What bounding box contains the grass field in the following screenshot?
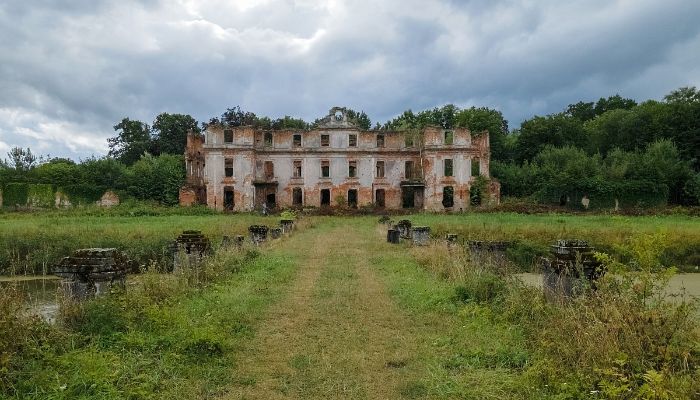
[1,213,699,399]
[2,210,698,274]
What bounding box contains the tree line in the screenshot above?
[1,88,698,207]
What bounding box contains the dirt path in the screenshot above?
[221,222,424,399]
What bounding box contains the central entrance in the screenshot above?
[401,182,424,209]
[254,182,278,210]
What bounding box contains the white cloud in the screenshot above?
[0,0,699,159]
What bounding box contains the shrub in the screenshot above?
[509,233,700,398]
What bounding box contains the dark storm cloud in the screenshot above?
[0,0,699,159]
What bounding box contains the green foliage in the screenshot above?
[30,159,82,187]
[344,109,372,130]
[59,184,107,204]
[513,114,587,163]
[152,112,200,155]
[77,157,125,189]
[27,184,54,208]
[108,118,153,165]
[123,154,185,205]
[2,183,29,206]
[454,107,510,160]
[280,209,298,220]
[383,104,459,130]
[509,233,699,399]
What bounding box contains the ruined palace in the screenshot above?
[180,107,500,211]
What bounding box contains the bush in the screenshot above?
[2,183,29,206]
[506,233,700,398]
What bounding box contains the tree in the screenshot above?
[152,113,200,156]
[108,118,153,166]
[79,157,126,189]
[565,101,596,122]
[513,114,587,163]
[664,86,700,104]
[6,147,40,171]
[123,154,185,205]
[594,94,637,115]
[31,158,82,187]
[344,109,372,130]
[455,107,509,161]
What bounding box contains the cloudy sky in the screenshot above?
[1,0,699,160]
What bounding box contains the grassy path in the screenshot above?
[221,218,523,399]
[223,219,425,399]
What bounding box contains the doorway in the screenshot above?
[375,189,385,208]
[266,193,276,208]
[223,187,234,211]
[347,189,358,208]
[320,189,331,206]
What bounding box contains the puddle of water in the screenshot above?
[0,276,62,323]
[516,273,700,298]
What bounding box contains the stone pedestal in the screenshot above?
[249,225,269,245]
[172,231,211,272]
[445,234,458,246]
[542,240,604,299]
[411,226,431,246]
[387,229,400,244]
[235,235,245,247]
[397,220,412,239]
[280,219,294,234]
[54,248,131,300]
[270,227,282,239]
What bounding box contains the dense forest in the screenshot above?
[1,87,699,208]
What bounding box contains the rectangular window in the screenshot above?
[405,161,414,179]
[376,134,385,148]
[264,131,273,147]
[264,161,274,179]
[321,160,330,178]
[405,134,414,147]
[471,158,480,177]
[348,160,357,178]
[444,159,453,177]
[376,161,385,178]
[444,130,454,145]
[349,134,357,147]
[321,134,329,147]
[293,134,302,147]
[224,129,233,143]
[293,160,302,178]
[224,158,233,177]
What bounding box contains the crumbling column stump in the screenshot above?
[248,225,269,245]
[172,230,211,272]
[270,227,282,239]
[235,235,245,247]
[397,220,412,239]
[387,229,400,244]
[446,234,458,245]
[411,226,431,246]
[280,219,294,234]
[54,248,132,300]
[542,239,604,299]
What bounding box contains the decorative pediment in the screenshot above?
[315,107,358,128]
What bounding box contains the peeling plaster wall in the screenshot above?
[184,108,498,211]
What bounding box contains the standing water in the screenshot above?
[0,276,62,323]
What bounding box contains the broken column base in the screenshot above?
[280,220,294,234]
[411,226,431,246]
[249,225,269,245]
[270,227,282,239]
[387,229,400,244]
